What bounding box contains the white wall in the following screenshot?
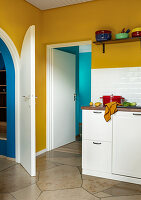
[91,67,141,106]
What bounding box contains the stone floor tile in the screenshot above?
[38,188,99,200]
[94,192,112,198]
[54,141,82,154]
[47,151,82,166]
[103,195,141,200]
[82,177,118,194]
[37,165,82,191]
[0,193,15,200]
[36,158,59,172]
[82,175,119,183]
[11,184,41,200]
[116,182,141,193]
[0,164,37,193]
[104,184,141,196]
[63,141,82,149]
[55,147,81,154]
[0,158,16,172]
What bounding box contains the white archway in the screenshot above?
[0,28,20,163]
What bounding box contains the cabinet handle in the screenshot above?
[93,142,101,145]
[93,111,102,114]
[133,113,141,116]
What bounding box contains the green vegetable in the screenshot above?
[123,102,130,107]
[129,102,136,107]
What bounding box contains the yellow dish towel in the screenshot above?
[104,102,120,122]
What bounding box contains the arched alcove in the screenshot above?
[0,28,20,162]
[0,39,15,158]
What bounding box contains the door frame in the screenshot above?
[46,40,92,151]
[0,28,20,162]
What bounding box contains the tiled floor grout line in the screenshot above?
[45,160,81,168]
[81,186,101,199]
[78,167,83,188]
[0,163,17,173]
[36,190,43,200]
[9,192,17,199]
[36,163,62,173]
[40,187,82,192]
[9,182,39,195]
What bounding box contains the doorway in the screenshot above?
[46,41,92,151]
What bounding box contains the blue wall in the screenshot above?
[0,53,5,70]
[79,52,91,123]
[0,38,15,158]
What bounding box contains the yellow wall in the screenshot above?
[42,0,141,68]
[0,0,46,152]
[1,0,141,153]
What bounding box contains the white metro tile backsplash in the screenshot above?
[91,67,141,106]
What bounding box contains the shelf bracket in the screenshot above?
[102,43,105,53]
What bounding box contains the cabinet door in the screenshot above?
[112,112,141,178]
[82,140,112,173]
[82,110,112,141]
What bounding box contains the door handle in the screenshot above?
[93,142,101,145]
[74,94,76,101]
[133,113,141,116]
[93,111,102,114]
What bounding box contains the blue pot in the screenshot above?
[96,33,112,42]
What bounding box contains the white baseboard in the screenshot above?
[36,148,48,156]
[83,169,141,185]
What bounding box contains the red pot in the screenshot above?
[112,96,124,104]
[132,31,141,37]
[100,95,124,106]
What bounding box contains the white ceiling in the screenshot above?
[25,0,93,10]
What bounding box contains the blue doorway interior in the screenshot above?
[0,38,15,158]
[56,45,91,138]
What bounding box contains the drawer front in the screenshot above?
[82,140,112,173]
[82,110,112,142]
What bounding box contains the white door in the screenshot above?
[112,111,141,178]
[20,25,36,176]
[52,49,76,149]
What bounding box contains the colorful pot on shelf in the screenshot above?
[132,28,141,38]
[95,30,112,42]
[115,33,129,40]
[132,31,141,38]
[132,28,141,33]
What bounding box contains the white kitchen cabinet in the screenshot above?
[83,140,112,173]
[112,111,141,179]
[82,110,112,142]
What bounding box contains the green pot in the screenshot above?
[115,33,129,40]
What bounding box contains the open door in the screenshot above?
[20,25,36,176]
[52,49,76,149]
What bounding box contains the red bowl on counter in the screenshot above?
[132,31,141,37]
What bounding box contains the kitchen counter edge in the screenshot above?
[81,106,141,112]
